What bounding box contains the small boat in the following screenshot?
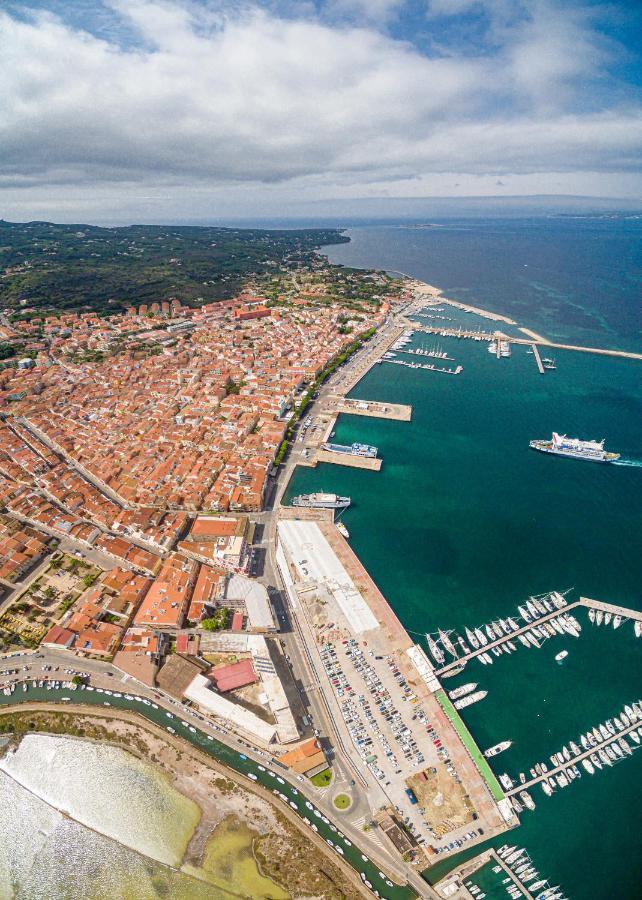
[335,521,350,539]
[588,609,595,624]
[454,690,488,710]
[426,635,445,665]
[555,650,568,663]
[613,615,622,629]
[581,758,595,775]
[466,627,480,649]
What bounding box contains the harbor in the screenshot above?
[276,508,514,864]
[403,314,642,363]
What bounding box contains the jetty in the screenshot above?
[436,596,642,676]
[531,343,545,374]
[402,319,642,363]
[333,397,412,422]
[312,449,382,471]
[580,596,642,623]
[504,715,642,797]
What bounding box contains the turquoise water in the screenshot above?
[285,331,642,898]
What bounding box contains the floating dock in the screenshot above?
[504,714,641,797]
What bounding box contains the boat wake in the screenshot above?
[612,458,642,468]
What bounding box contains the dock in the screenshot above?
[435,596,642,676]
[531,343,545,374]
[311,449,382,471]
[333,397,412,422]
[504,715,642,797]
[435,600,584,676]
[580,596,642,623]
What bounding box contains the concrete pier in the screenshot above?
[531,343,545,374]
[333,397,412,422]
[505,716,642,797]
[311,448,382,470]
[580,596,642,623]
[436,596,641,676]
[402,320,642,362]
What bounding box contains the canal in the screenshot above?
[0,682,418,900]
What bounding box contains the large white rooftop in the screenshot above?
[226,574,276,631]
[277,519,379,634]
[184,674,276,744]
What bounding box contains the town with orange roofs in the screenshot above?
[0,261,403,747]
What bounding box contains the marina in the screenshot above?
[321,220,642,900]
[502,701,642,800]
[432,595,642,676]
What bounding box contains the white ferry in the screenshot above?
[529,432,620,463]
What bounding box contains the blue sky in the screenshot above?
[1,0,641,221]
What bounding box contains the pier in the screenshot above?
[504,716,642,797]
[580,596,642,623]
[333,397,412,422]
[435,600,584,676]
[310,448,382,470]
[531,343,545,374]
[435,596,642,676]
[401,319,642,362]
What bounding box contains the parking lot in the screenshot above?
[318,635,482,855]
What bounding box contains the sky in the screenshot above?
[1,0,642,223]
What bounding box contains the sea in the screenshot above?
[286,216,642,900]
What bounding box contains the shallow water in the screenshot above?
[0,735,284,900]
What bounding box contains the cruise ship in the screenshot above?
[291,492,351,509]
[322,441,378,458]
[529,433,620,463]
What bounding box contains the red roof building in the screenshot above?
[231,611,244,632]
[42,624,76,650]
[209,658,256,692]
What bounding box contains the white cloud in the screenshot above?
[0,0,640,220]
